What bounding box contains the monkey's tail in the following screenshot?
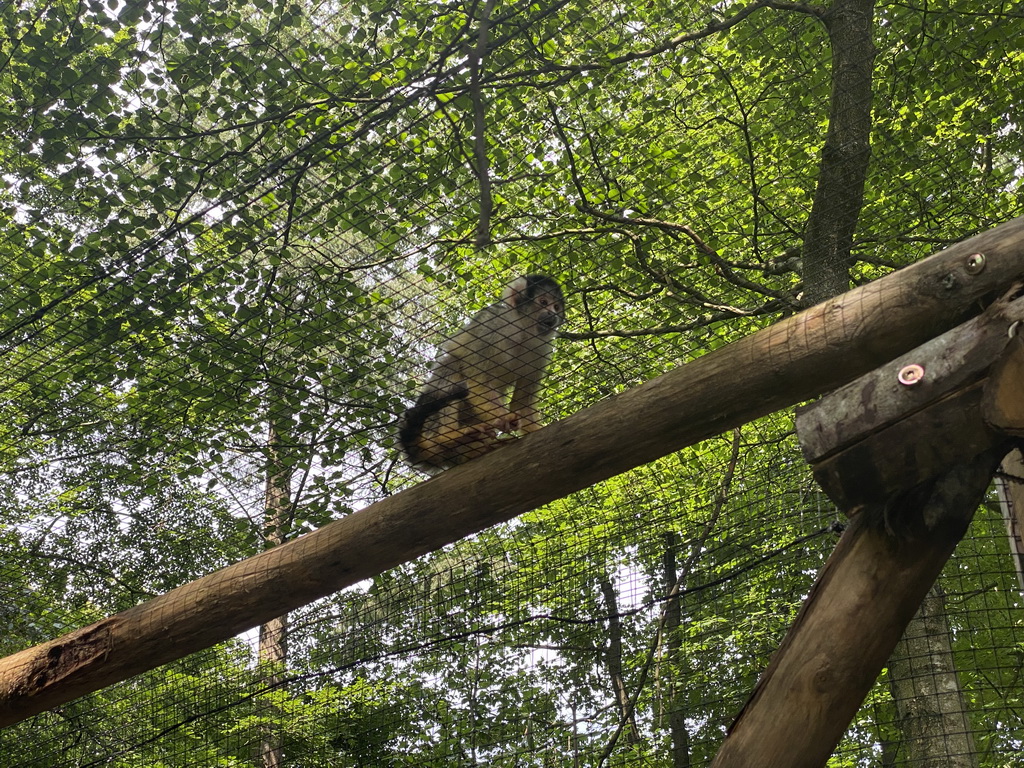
[398,383,469,465]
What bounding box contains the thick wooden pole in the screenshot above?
[995,450,1024,593]
[709,449,1004,768]
[2,217,1024,726]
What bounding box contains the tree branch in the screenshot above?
[470,0,497,246]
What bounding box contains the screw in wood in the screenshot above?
[964,252,986,274]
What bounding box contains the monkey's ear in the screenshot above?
[501,276,530,307]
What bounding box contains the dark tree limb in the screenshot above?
[470,0,496,246]
[801,0,877,306]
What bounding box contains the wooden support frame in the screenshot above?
[711,289,1024,767]
[2,217,1024,728]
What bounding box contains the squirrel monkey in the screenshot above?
[399,274,565,471]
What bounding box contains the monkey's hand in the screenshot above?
[493,412,544,434]
[515,406,544,434]
[456,424,502,462]
[461,424,497,442]
[491,412,522,434]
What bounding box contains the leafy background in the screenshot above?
[1,0,1023,765]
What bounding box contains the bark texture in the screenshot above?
[888,586,979,768]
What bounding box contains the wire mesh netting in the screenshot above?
[1,0,1024,765]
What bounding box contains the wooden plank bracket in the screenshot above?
[983,332,1024,436]
[796,286,1024,513]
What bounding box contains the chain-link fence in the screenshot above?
[1,0,1023,765]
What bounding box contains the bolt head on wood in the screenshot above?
[965,252,987,274]
[897,364,925,386]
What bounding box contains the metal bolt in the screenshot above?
[965,253,986,274]
[898,364,925,386]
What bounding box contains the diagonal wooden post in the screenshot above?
[709,448,1006,768]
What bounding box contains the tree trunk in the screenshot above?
[796,7,979,759]
[801,0,877,307]
[258,417,292,768]
[599,576,641,748]
[660,533,691,768]
[887,585,979,768]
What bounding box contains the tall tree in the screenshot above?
[888,586,979,768]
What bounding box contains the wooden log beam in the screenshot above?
[709,448,1005,768]
[987,339,1024,591]
[2,218,1024,726]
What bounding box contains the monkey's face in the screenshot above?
[531,289,565,335]
[504,274,565,336]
